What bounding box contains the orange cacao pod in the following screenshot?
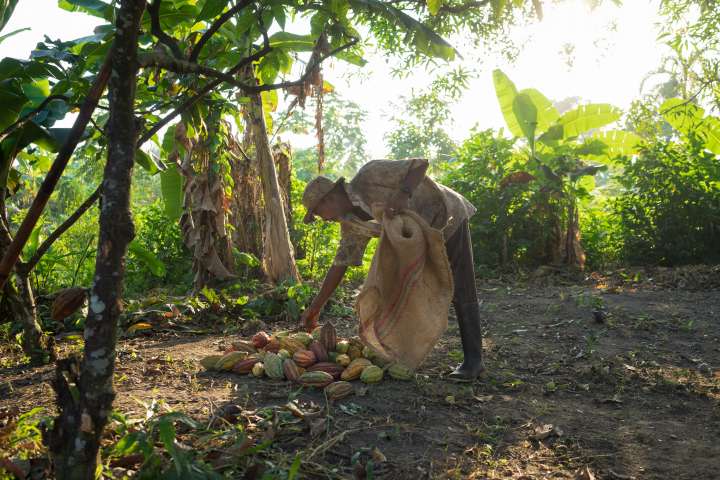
[283,359,302,382]
[293,349,317,368]
[51,287,87,321]
[252,331,270,349]
[307,362,344,380]
[309,341,328,362]
[341,358,372,381]
[264,337,281,353]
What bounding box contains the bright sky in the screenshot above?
[0,0,667,157]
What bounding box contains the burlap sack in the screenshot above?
[356,210,453,369]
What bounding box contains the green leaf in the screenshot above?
[348,0,456,60]
[269,32,317,51]
[21,79,50,106]
[591,130,642,157]
[0,27,29,45]
[0,0,19,32]
[698,116,720,155]
[128,241,166,277]
[557,103,621,139]
[427,0,442,15]
[160,164,184,222]
[512,93,537,145]
[288,455,302,480]
[519,88,559,136]
[492,69,523,138]
[197,0,226,22]
[135,149,166,174]
[58,0,115,21]
[660,97,704,135]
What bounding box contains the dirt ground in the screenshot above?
[2,273,719,479]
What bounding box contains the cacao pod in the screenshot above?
[252,331,271,349]
[311,326,323,340]
[51,287,87,321]
[347,346,363,360]
[335,340,350,354]
[349,336,364,350]
[279,337,305,354]
[362,346,389,367]
[278,349,291,359]
[298,371,334,388]
[387,363,414,380]
[307,362,344,380]
[309,341,328,362]
[328,352,339,362]
[264,352,285,380]
[293,349,317,368]
[325,381,353,401]
[275,330,292,338]
[283,359,302,382]
[215,352,247,371]
[360,365,384,384]
[292,332,313,347]
[231,340,257,354]
[264,337,281,353]
[252,362,265,377]
[319,323,337,352]
[335,354,351,367]
[341,358,372,381]
[232,357,260,375]
[200,355,223,371]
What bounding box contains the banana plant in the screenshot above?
[660,97,720,155]
[492,69,642,268]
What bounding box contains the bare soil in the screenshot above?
[2,274,719,479]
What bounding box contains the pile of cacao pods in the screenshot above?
[199,323,413,401]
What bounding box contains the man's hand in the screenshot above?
[300,306,321,332]
[385,190,410,219]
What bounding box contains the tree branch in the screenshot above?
[189,0,254,63]
[148,0,185,59]
[0,95,69,143]
[138,39,272,146]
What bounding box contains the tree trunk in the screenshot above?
[247,93,300,284]
[228,133,263,260]
[48,2,144,477]
[0,199,54,365]
[563,200,586,270]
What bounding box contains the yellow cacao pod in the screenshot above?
[292,332,314,347]
[278,349,291,359]
[360,365,384,384]
[252,362,265,377]
[388,363,414,380]
[325,381,353,401]
[215,352,247,371]
[279,337,305,355]
[51,287,87,321]
[200,355,223,371]
[298,371,334,388]
[231,340,257,354]
[341,358,372,381]
[336,354,351,367]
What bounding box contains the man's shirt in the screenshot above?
[333,159,477,267]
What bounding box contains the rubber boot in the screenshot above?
[448,301,484,382]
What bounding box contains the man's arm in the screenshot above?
[386,158,429,217]
[301,264,348,331]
